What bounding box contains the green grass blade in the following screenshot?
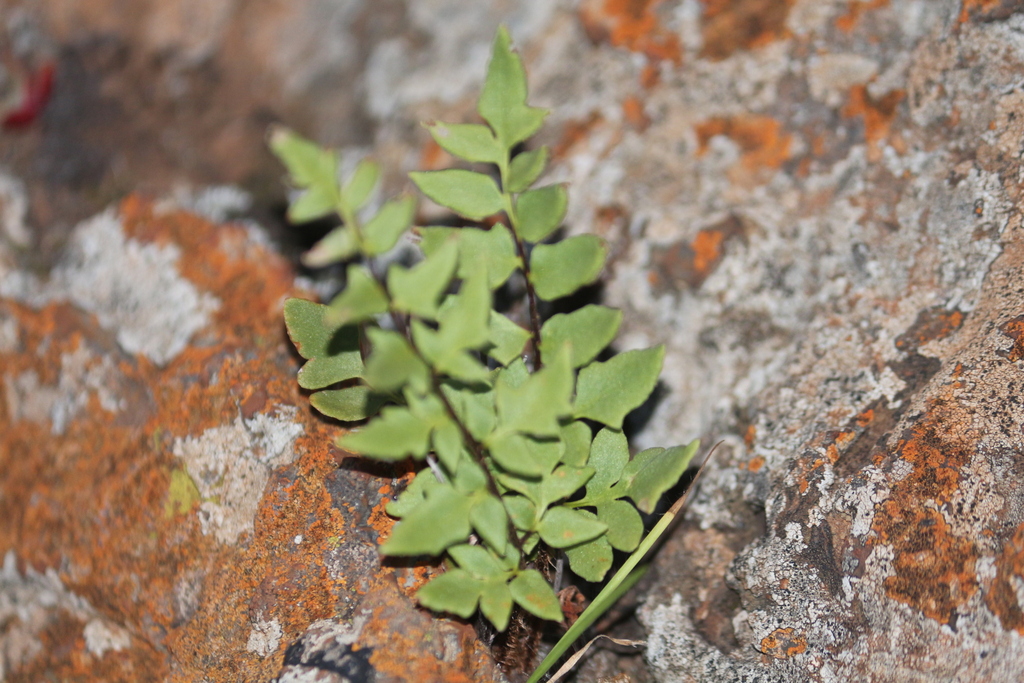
[526,441,712,683]
[525,510,676,683]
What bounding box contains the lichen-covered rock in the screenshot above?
[5,0,1024,680]
[0,197,505,682]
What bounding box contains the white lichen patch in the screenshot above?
[364,0,557,118]
[0,170,31,248]
[83,618,131,658]
[275,616,370,681]
[172,407,304,544]
[3,340,125,434]
[0,551,131,678]
[0,311,18,353]
[0,208,220,366]
[807,53,879,106]
[157,184,253,223]
[246,614,283,658]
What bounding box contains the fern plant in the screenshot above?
[271,27,697,635]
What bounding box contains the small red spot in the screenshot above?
[2,61,55,130]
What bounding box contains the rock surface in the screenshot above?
[0,198,505,681]
[3,0,1024,681]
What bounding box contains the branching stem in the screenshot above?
[501,190,544,370]
[427,373,527,559]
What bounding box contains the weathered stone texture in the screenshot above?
[3,0,1024,681]
[0,198,504,681]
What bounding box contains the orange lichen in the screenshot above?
[985,524,1024,633]
[867,402,980,624]
[895,306,964,352]
[420,137,452,171]
[695,115,793,182]
[759,627,807,658]
[0,197,504,681]
[958,0,1021,23]
[996,315,1024,362]
[692,229,727,276]
[747,455,765,472]
[622,95,651,131]
[579,0,683,64]
[553,111,605,159]
[648,216,745,292]
[699,0,794,61]
[744,424,757,448]
[834,430,858,449]
[841,85,905,161]
[834,0,890,33]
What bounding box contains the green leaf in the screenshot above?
[530,234,606,301]
[487,432,545,478]
[516,185,567,243]
[405,390,450,432]
[438,267,491,349]
[504,495,538,532]
[440,381,496,441]
[337,406,432,461]
[537,506,607,549]
[506,147,548,193]
[539,305,621,369]
[619,440,700,514]
[362,196,415,256]
[565,533,614,583]
[559,421,592,468]
[494,344,573,437]
[341,158,380,213]
[410,169,504,221]
[418,226,455,256]
[458,225,520,289]
[597,499,644,552]
[420,225,520,290]
[487,312,530,366]
[522,533,540,556]
[364,328,430,394]
[386,468,441,518]
[288,187,337,224]
[449,543,507,578]
[325,265,389,326]
[381,485,473,555]
[584,428,629,499]
[497,357,529,389]
[425,122,505,164]
[480,580,514,632]
[283,299,363,389]
[268,127,340,222]
[310,386,384,422]
[574,346,664,430]
[470,494,509,554]
[303,226,359,267]
[416,570,482,618]
[478,27,549,149]
[413,322,490,383]
[541,465,594,510]
[510,570,562,622]
[453,458,489,495]
[389,239,459,319]
[432,420,464,472]
[298,345,363,390]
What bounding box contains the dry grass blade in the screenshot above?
[547,636,646,683]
